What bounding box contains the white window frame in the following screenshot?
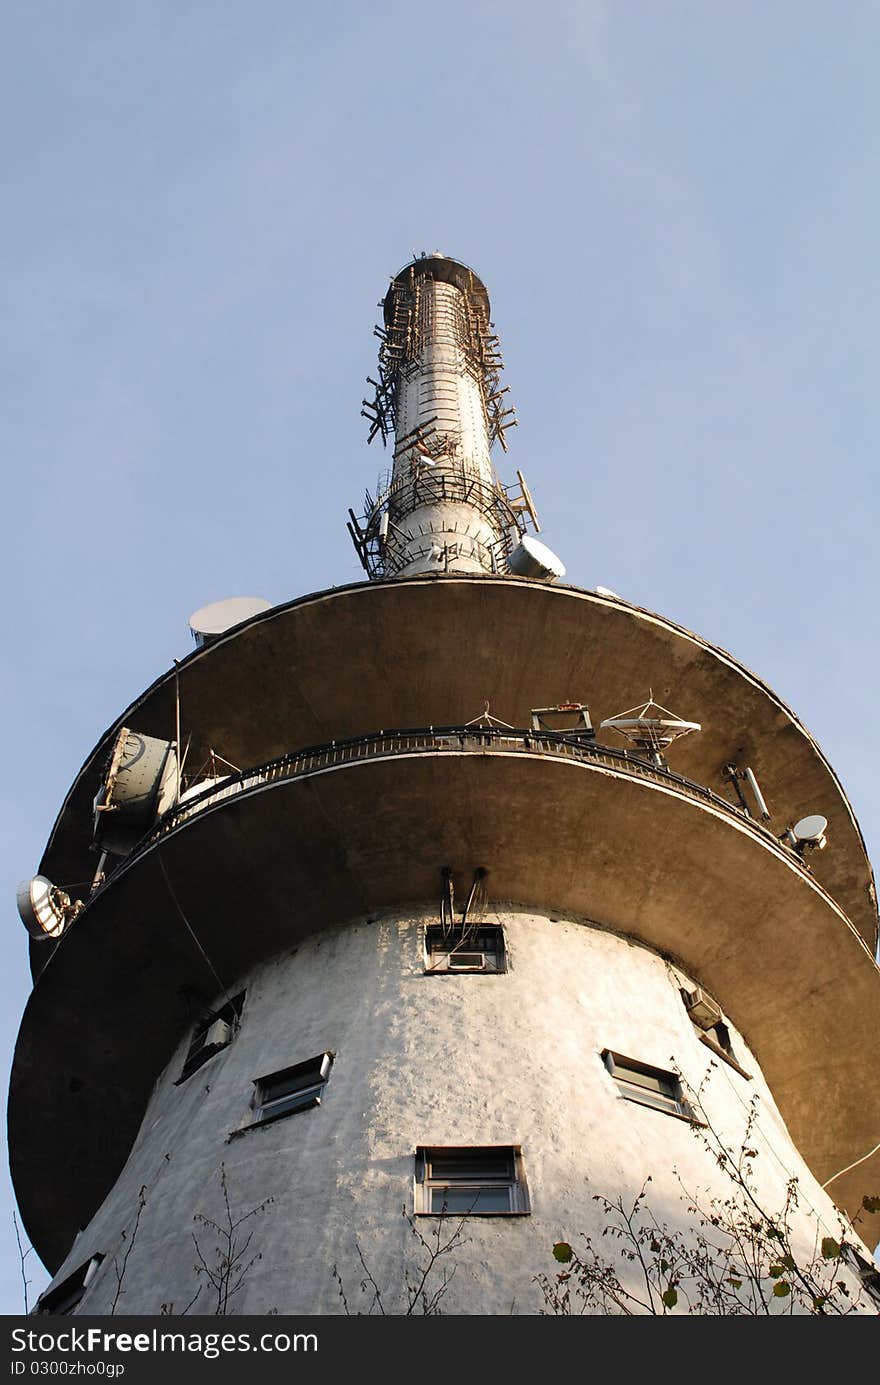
[251,1052,333,1127]
[413,1145,530,1216]
[423,924,507,974]
[602,1050,697,1121]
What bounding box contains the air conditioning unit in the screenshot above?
[686,988,723,1031]
[447,952,486,970]
[202,1018,233,1050]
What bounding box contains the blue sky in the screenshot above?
[1,2,878,1311]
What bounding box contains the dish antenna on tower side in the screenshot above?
[189,597,272,647]
[93,727,179,856]
[508,535,566,581]
[781,814,828,854]
[16,876,82,941]
[600,694,701,766]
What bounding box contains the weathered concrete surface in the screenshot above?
[35,578,877,958]
[32,915,875,1316]
[11,750,880,1270]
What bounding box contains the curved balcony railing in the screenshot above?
[134,726,810,872]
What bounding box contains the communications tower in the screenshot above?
[10,254,880,1316]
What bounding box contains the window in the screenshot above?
[251,1052,333,1127]
[424,924,507,973]
[603,1051,695,1121]
[842,1245,880,1309]
[414,1146,530,1215]
[176,992,245,1084]
[680,988,751,1079]
[34,1255,103,1316]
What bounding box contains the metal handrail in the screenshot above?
[140,726,801,865]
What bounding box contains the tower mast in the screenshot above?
[10,254,880,1319]
[350,253,543,578]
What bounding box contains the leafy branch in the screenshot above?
[538,1089,879,1316]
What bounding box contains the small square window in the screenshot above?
[414,1146,530,1215]
[602,1051,695,1121]
[251,1052,333,1127]
[424,925,507,973]
[177,992,245,1084]
[35,1254,103,1316]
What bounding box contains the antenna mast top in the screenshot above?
[349,253,564,583]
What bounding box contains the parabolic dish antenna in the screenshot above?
[189,596,272,647]
[93,728,179,856]
[16,876,74,941]
[600,695,701,755]
[508,535,566,581]
[793,814,828,845]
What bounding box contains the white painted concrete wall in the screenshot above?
[45,911,874,1316]
[393,281,493,486]
[387,279,504,577]
[384,496,501,576]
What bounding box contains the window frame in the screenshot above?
[34,1254,104,1316]
[602,1050,698,1122]
[680,987,751,1079]
[842,1244,880,1309]
[176,991,246,1085]
[696,1028,752,1080]
[413,1145,530,1216]
[250,1052,333,1128]
[423,923,507,974]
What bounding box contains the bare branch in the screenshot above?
[12,1211,33,1315]
[110,1186,147,1316]
[189,1164,273,1316]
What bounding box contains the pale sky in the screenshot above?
[2,1,878,1311]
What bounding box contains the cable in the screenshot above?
[822,1141,880,1190]
[156,849,231,1008]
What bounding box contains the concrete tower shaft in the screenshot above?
[349,255,540,580]
[387,264,497,486]
[11,255,880,1319]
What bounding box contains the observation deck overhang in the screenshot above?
[10,740,880,1270]
[35,577,878,956]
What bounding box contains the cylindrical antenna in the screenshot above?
[350,254,556,582]
[743,766,771,821]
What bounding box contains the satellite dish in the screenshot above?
[600,695,700,762]
[189,597,271,647]
[16,876,80,941]
[93,727,179,855]
[508,535,566,581]
[792,814,828,850]
[793,814,827,842]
